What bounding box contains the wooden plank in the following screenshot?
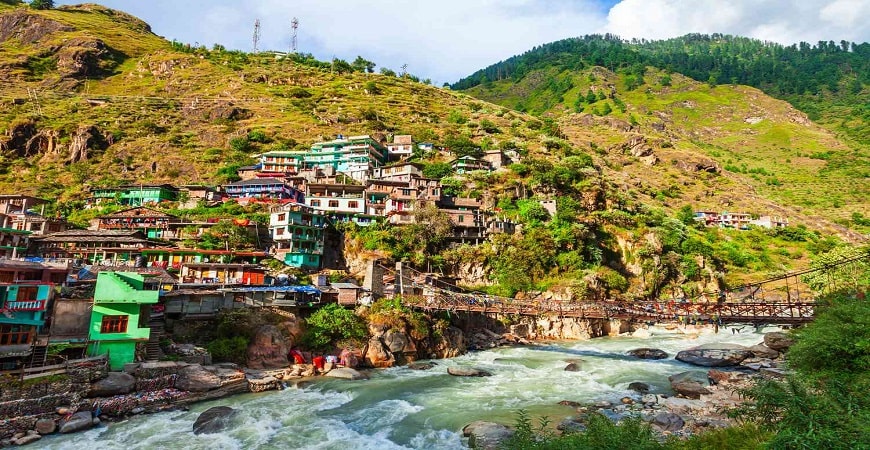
[22,368,67,380]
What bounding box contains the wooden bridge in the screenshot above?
[383,249,868,325]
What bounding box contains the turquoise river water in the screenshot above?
[40,325,773,449]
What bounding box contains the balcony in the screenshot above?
[4,300,47,311]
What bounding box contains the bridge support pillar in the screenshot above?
[363,260,384,299]
[395,261,414,296]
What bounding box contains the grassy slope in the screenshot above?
[465,66,870,239]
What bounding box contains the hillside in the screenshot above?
[456,37,869,236]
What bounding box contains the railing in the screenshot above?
[4,300,47,311]
[1,354,108,381]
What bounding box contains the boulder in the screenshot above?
[175,365,221,392]
[13,434,41,445]
[408,361,436,370]
[763,332,795,352]
[35,418,56,435]
[628,348,669,360]
[364,337,396,368]
[59,411,95,434]
[651,412,685,432]
[246,325,290,369]
[748,344,780,359]
[707,369,733,385]
[557,418,586,433]
[193,406,236,435]
[668,371,711,399]
[628,382,650,393]
[462,421,514,450]
[325,368,366,380]
[448,367,492,377]
[675,343,752,367]
[383,329,416,354]
[558,400,580,407]
[564,362,581,372]
[88,372,136,397]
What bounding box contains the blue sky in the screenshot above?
[56,0,870,85]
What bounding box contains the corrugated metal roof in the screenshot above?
[220,285,321,294]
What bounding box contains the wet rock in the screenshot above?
[12,433,41,445]
[761,367,789,379]
[59,411,95,434]
[628,348,669,360]
[621,397,634,405]
[628,382,650,393]
[652,412,685,432]
[462,421,514,450]
[558,400,581,407]
[668,371,711,399]
[448,367,492,377]
[707,369,733,385]
[175,365,221,392]
[749,344,780,359]
[564,362,581,372]
[557,417,586,433]
[35,418,56,435]
[246,325,290,369]
[325,368,366,380]
[763,332,795,352]
[383,329,416,354]
[408,361,436,370]
[193,406,236,435]
[675,343,752,367]
[88,372,136,397]
[364,336,396,368]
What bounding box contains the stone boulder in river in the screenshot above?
[748,344,779,359]
[408,361,436,370]
[448,367,492,377]
[668,371,711,399]
[59,411,96,434]
[325,368,367,380]
[193,406,236,435]
[175,365,221,392]
[651,412,685,431]
[627,348,669,360]
[763,332,795,352]
[462,421,514,450]
[675,343,752,367]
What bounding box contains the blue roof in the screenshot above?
[221,285,321,294]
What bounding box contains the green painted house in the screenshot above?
[269,204,327,269]
[260,135,387,183]
[89,184,179,207]
[87,272,158,370]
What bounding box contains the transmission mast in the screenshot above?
[291,17,299,53]
[252,19,261,53]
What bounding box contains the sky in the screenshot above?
[56,0,870,85]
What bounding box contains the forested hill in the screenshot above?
[453,34,870,146]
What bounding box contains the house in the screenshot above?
[0,281,54,369]
[450,156,490,174]
[0,217,30,258]
[260,135,388,183]
[0,195,48,215]
[719,212,752,229]
[91,207,181,240]
[88,184,180,207]
[87,272,159,370]
[694,211,720,227]
[482,150,510,170]
[178,185,221,208]
[328,282,365,306]
[750,216,789,228]
[236,164,263,181]
[31,230,159,264]
[306,183,367,222]
[0,258,70,284]
[142,248,268,269]
[386,135,414,160]
[269,203,328,269]
[223,178,305,203]
[178,263,266,285]
[8,211,68,236]
[371,162,424,182]
[418,142,434,152]
[539,200,557,217]
[437,197,488,244]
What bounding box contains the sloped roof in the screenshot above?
[99,207,178,219]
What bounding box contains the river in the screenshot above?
[41,325,773,449]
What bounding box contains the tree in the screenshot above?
[422,162,453,180]
[29,0,52,9]
[351,56,376,73]
[331,58,353,74]
[197,221,257,251]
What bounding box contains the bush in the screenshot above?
[301,304,367,351]
[207,336,249,364]
[503,411,664,450]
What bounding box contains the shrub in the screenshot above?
[207,336,249,364]
[301,304,367,351]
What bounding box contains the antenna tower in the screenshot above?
[291,17,299,53]
[252,19,261,53]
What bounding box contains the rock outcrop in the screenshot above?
[59,411,96,434]
[763,332,795,352]
[246,325,291,369]
[175,365,222,392]
[88,372,136,397]
[628,348,669,360]
[193,406,236,435]
[448,367,492,377]
[675,343,752,367]
[668,371,712,399]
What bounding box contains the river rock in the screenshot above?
[748,344,780,359]
[564,362,581,372]
[462,421,514,450]
[628,382,650,393]
[383,329,416,354]
[88,372,136,397]
[364,336,396,368]
[325,368,366,380]
[35,418,57,435]
[246,325,290,369]
[448,367,492,377]
[707,369,733,385]
[557,417,586,433]
[763,332,795,352]
[558,400,580,407]
[668,371,711,399]
[651,412,685,431]
[408,361,436,370]
[675,343,752,367]
[193,406,236,435]
[175,365,221,392]
[628,348,669,360]
[59,411,95,434]
[12,433,41,445]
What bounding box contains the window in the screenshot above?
[310,200,321,207]
[348,201,359,209]
[277,213,286,222]
[328,200,339,208]
[0,325,34,345]
[16,286,38,302]
[275,228,284,236]
[458,215,464,223]
[100,315,129,334]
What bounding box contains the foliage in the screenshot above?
[29,0,52,9]
[190,220,258,250]
[206,336,249,364]
[504,411,664,450]
[301,304,367,351]
[422,162,453,179]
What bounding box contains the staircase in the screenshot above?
[145,315,165,361]
[26,345,48,368]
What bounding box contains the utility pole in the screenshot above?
[291,17,299,53]
[252,19,261,53]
